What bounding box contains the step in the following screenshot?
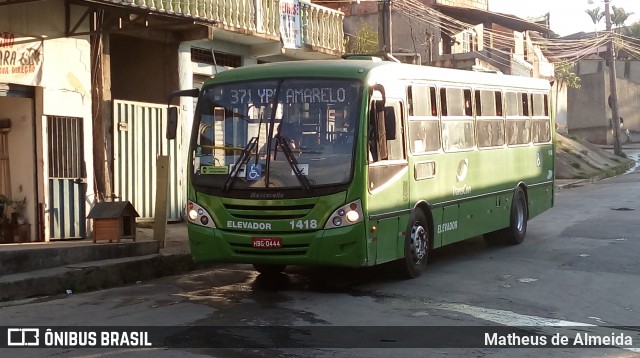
[0,252,196,301]
[0,240,159,276]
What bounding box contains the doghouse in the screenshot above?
[87,201,139,243]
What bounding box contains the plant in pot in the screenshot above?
[10,197,26,225]
[0,194,7,222]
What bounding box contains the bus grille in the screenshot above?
[229,242,309,256]
[223,203,315,220]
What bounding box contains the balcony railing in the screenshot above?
[107,0,344,53]
[300,2,344,52]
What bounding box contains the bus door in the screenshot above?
[366,97,409,264]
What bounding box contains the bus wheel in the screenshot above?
[397,211,430,279]
[504,187,528,245]
[253,264,286,275]
[484,187,528,246]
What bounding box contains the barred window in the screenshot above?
[191,48,242,68]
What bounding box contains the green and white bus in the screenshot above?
[167,57,554,278]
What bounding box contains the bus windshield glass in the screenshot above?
[191,78,363,190]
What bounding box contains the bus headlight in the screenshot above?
[187,201,216,228]
[325,199,364,229]
[346,210,360,223]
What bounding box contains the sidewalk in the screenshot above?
[0,222,193,302]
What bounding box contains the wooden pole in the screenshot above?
[153,155,169,248]
[378,0,391,53]
[92,30,114,201]
[605,0,623,156]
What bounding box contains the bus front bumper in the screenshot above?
[188,222,369,268]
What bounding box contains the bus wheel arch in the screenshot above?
[396,203,433,279]
[518,183,530,221]
[413,201,435,250]
[485,185,528,246]
[506,184,529,245]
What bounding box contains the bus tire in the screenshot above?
[396,210,430,279]
[504,187,528,245]
[484,187,528,246]
[253,264,286,275]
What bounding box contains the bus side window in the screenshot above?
[464,89,473,116]
[369,99,402,162]
[430,87,438,116]
[521,93,530,117]
[495,92,503,117]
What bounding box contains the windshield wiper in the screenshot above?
[264,81,283,186]
[222,137,258,192]
[274,135,311,190]
[261,80,311,191]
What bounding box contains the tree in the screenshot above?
[346,22,378,54]
[626,21,640,39]
[585,7,605,32]
[555,62,581,90]
[611,6,634,31]
[554,61,581,130]
[619,21,640,60]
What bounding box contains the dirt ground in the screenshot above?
[555,133,635,180]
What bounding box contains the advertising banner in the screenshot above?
[0,32,43,86]
[279,0,302,49]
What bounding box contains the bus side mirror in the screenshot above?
[374,100,388,161]
[383,106,396,140]
[167,107,178,140]
[166,88,199,140]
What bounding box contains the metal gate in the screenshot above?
[113,100,184,221]
[47,116,87,239]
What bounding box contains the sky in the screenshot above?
[489,0,640,36]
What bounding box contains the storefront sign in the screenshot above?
[0,32,43,86]
[279,0,301,49]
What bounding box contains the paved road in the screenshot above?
[2,164,640,358]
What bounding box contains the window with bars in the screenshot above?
[0,130,9,197]
[190,48,242,68]
[47,116,85,179]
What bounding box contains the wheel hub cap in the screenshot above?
[410,224,427,263]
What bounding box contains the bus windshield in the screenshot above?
[191,78,363,190]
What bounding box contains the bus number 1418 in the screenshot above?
[290,220,318,230]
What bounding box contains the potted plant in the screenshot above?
[10,197,26,225]
[0,194,7,220]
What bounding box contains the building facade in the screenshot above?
[567,59,640,144]
[0,0,345,242]
[1,0,94,242]
[328,0,552,78]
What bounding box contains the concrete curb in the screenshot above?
[556,161,635,191]
[0,241,160,276]
[0,253,197,301]
[556,179,587,190]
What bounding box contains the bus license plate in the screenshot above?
[252,237,282,249]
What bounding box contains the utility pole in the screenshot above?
[378,0,391,53]
[604,0,623,156]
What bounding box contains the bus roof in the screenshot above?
[204,59,550,91]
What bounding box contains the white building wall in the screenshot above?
[630,62,640,83]
[552,83,568,134]
[0,0,94,240]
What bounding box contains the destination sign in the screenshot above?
[228,87,347,105]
